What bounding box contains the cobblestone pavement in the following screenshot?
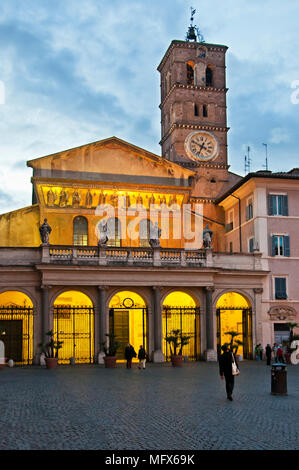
[0,361,298,450]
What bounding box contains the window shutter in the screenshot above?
[282,195,289,216]
[268,195,274,215]
[271,235,276,256]
[275,278,287,299]
[245,206,249,221]
[249,238,254,253]
[283,236,290,257]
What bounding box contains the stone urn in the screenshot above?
[171,355,183,367]
[45,357,58,370]
[103,356,117,368]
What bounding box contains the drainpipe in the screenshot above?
[231,194,242,253]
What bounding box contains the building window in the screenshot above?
[246,198,253,221]
[274,277,287,299]
[73,216,88,246]
[271,235,290,257]
[203,105,208,117]
[229,242,233,253]
[186,62,194,85]
[194,104,199,116]
[107,217,121,247]
[225,210,234,232]
[268,194,288,216]
[248,237,254,253]
[206,66,213,86]
[139,219,151,247]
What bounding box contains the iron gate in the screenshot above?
[163,306,200,361]
[0,306,34,365]
[109,307,148,360]
[216,307,253,359]
[54,306,94,363]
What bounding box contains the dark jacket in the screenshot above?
[125,345,136,360]
[265,345,272,357]
[219,351,238,377]
[138,347,146,360]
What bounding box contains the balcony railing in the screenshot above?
[43,245,206,267]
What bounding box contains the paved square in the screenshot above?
[0,361,298,450]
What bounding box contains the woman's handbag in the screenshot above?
[232,353,240,376]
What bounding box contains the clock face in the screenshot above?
[185,131,218,162]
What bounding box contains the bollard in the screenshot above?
[271,363,287,395]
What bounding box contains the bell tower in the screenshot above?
[157,12,229,198]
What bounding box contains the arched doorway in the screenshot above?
[216,292,252,359]
[53,291,94,364]
[162,291,200,361]
[0,291,34,364]
[109,291,147,361]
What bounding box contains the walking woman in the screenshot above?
[219,345,239,401]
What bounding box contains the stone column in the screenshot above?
[152,286,165,362]
[98,286,108,363]
[204,286,217,361]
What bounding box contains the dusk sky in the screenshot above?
[0,0,299,213]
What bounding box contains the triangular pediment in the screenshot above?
[27,136,194,186]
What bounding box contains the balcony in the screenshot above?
[0,245,264,271]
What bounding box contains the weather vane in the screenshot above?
[186,6,205,43]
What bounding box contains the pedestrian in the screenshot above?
[259,345,263,361]
[276,344,284,363]
[255,344,260,360]
[124,343,136,369]
[138,345,146,369]
[219,345,239,401]
[273,343,278,362]
[265,344,272,366]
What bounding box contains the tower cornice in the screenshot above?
[160,123,230,146]
[159,83,228,109]
[157,40,228,72]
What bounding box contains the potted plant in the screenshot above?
[38,330,63,369]
[224,330,244,360]
[101,333,121,368]
[165,329,191,367]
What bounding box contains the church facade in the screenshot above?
[0,35,297,365]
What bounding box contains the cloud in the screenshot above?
[0,0,298,211]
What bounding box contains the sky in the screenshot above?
[0,0,299,213]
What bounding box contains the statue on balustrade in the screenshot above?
[149,222,161,248]
[98,219,109,247]
[39,218,52,245]
[203,224,213,249]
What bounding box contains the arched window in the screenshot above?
[206,66,213,86]
[107,217,121,247]
[139,219,151,247]
[194,104,199,116]
[186,61,194,85]
[73,216,88,246]
[203,104,208,117]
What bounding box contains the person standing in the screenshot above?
[138,345,146,369]
[124,343,136,369]
[265,344,272,366]
[219,345,238,401]
[276,344,284,363]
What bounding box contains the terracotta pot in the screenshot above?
[103,356,117,368]
[171,355,183,367]
[45,357,58,370]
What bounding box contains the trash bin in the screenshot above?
[271,363,287,395]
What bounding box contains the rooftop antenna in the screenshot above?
[186,7,205,43]
[262,143,269,171]
[244,146,251,174]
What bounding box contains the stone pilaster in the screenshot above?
[204,286,217,361]
[152,286,165,362]
[97,286,108,364]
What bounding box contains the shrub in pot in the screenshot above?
[165,329,191,367]
[101,333,121,368]
[38,330,63,369]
